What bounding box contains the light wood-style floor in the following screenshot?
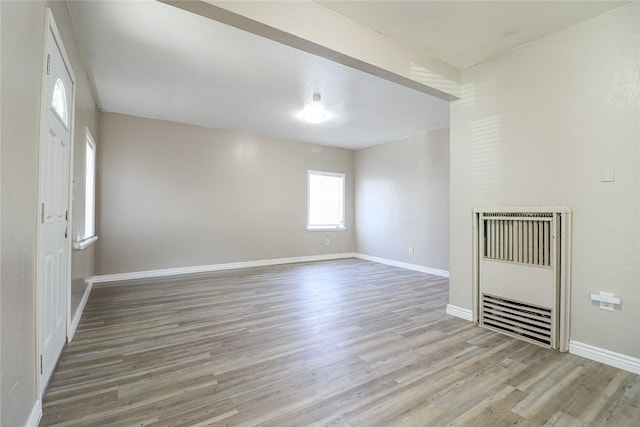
[41,259,640,426]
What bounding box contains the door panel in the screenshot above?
[39,21,73,392]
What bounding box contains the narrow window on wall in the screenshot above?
[84,128,96,239]
[307,170,345,230]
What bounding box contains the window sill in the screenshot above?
[306,227,348,232]
[73,235,98,251]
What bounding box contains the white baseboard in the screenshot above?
[88,253,356,285]
[68,280,93,341]
[569,340,640,375]
[354,253,449,278]
[25,400,42,427]
[446,304,474,321]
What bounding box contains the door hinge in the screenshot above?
[46,54,51,75]
[40,354,43,375]
[65,210,68,221]
[64,227,68,239]
[41,203,45,224]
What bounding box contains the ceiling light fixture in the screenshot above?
[299,93,329,124]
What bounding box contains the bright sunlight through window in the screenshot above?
[84,128,96,239]
[307,171,345,230]
[52,78,68,126]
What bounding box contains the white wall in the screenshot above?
[97,113,355,275]
[450,3,640,358]
[355,130,450,271]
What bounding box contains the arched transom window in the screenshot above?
[52,77,68,126]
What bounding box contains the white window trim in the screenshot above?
[73,235,98,251]
[307,170,347,231]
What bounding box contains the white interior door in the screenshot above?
[39,16,74,393]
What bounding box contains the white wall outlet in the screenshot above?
[325,238,330,246]
[599,291,615,311]
[408,246,414,255]
[590,292,621,312]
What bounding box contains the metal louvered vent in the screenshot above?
[483,214,553,267]
[481,293,552,347]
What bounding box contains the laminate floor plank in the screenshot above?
[40,259,640,426]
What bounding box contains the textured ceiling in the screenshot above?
[68,0,448,150]
[318,1,629,69]
[69,1,627,149]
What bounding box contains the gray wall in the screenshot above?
[354,130,450,271]
[64,0,99,317]
[97,113,355,275]
[1,2,98,426]
[2,3,47,425]
[450,3,639,357]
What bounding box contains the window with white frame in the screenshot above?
[84,128,96,239]
[307,170,345,230]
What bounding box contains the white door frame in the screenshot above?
[36,7,76,397]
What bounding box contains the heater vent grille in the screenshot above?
[482,214,552,267]
[481,293,552,347]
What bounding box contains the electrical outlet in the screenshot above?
[408,246,414,255]
[590,292,620,312]
[325,238,330,246]
[599,291,615,311]
[600,301,614,311]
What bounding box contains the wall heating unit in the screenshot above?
[473,207,572,351]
